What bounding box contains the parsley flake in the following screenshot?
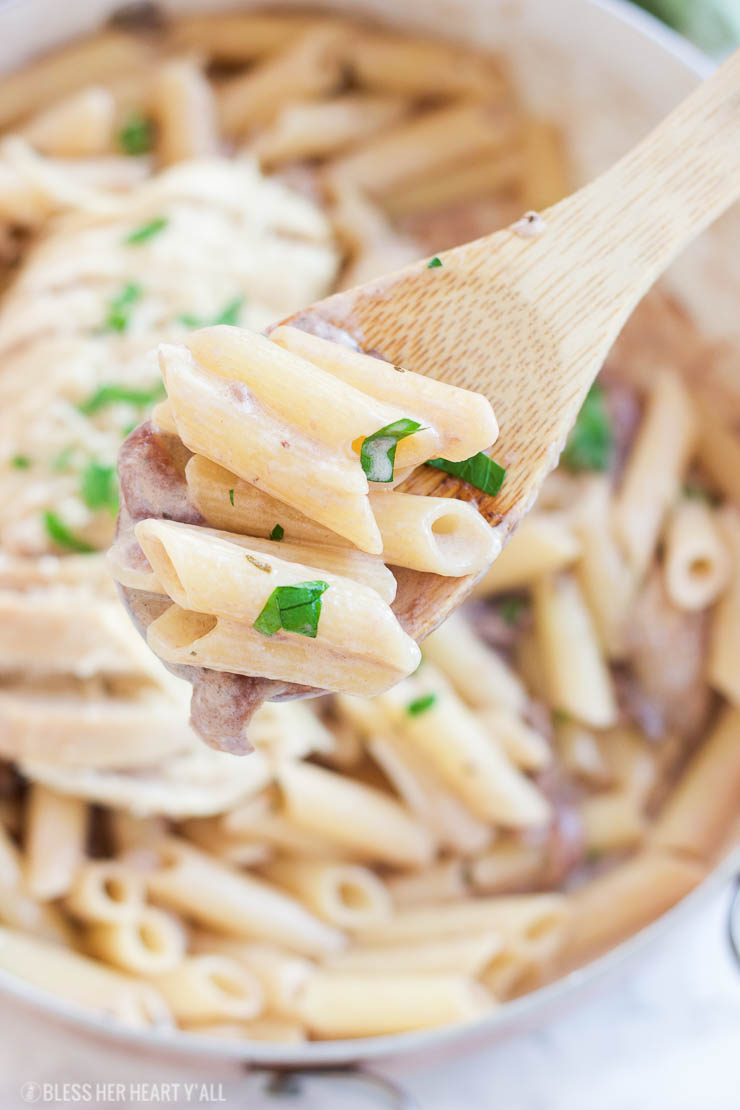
[80,461,119,516]
[561,385,612,472]
[360,418,424,483]
[103,282,142,333]
[11,455,31,469]
[118,113,155,155]
[178,296,245,330]
[407,693,437,716]
[428,452,506,496]
[78,381,165,416]
[43,511,94,554]
[253,581,329,639]
[124,216,168,245]
[228,489,235,506]
[427,256,443,268]
[269,524,284,542]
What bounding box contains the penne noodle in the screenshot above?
[0,925,170,1028]
[326,101,516,198]
[154,955,264,1023]
[367,489,500,576]
[368,734,493,856]
[295,970,492,1038]
[139,522,420,696]
[0,881,73,946]
[23,87,116,157]
[572,476,633,657]
[23,785,87,901]
[375,666,550,828]
[355,893,569,948]
[468,841,547,895]
[533,573,617,728]
[346,32,507,98]
[650,707,740,861]
[561,852,706,967]
[218,25,348,138]
[579,792,647,855]
[663,499,730,611]
[151,58,220,166]
[477,708,552,772]
[180,819,273,869]
[384,148,523,218]
[473,512,581,596]
[276,761,435,869]
[189,935,314,1019]
[421,611,527,713]
[0,32,152,129]
[66,860,146,924]
[221,792,342,860]
[84,905,187,976]
[127,837,345,957]
[253,94,409,168]
[613,371,697,579]
[324,932,502,976]
[387,860,470,908]
[269,326,498,465]
[708,508,740,705]
[259,858,392,929]
[171,12,323,61]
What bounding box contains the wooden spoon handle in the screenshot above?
[540,47,740,349]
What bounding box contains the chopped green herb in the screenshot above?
[253,581,329,638]
[43,511,94,554]
[551,708,571,727]
[269,524,285,542]
[80,461,119,516]
[11,455,31,469]
[78,380,165,416]
[428,452,506,496]
[499,596,528,624]
[118,113,155,156]
[51,446,76,472]
[682,480,719,505]
[228,489,235,506]
[561,385,612,472]
[178,296,245,330]
[124,216,168,245]
[360,418,424,483]
[427,256,443,268]
[407,693,437,716]
[103,282,143,333]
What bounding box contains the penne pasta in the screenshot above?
[171,12,323,61]
[259,858,392,929]
[345,32,506,98]
[154,955,264,1022]
[387,860,470,908]
[468,841,547,895]
[533,573,617,727]
[650,707,740,861]
[579,792,647,855]
[84,905,187,976]
[23,785,87,901]
[421,611,527,713]
[275,761,435,869]
[613,371,697,579]
[151,58,220,167]
[23,87,116,158]
[127,837,345,957]
[66,860,146,924]
[663,499,730,611]
[473,512,581,596]
[477,708,552,772]
[188,935,313,1019]
[572,476,633,657]
[324,932,502,976]
[295,970,492,1038]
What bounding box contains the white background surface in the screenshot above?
[0,879,738,1110]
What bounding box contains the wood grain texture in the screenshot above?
[283,48,740,642]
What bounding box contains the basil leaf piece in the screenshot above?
[407,693,437,716]
[428,452,506,496]
[253,581,329,639]
[11,455,31,469]
[78,381,166,416]
[427,256,443,268]
[125,216,168,245]
[228,489,235,506]
[103,282,143,333]
[561,385,612,472]
[118,113,154,155]
[360,418,423,483]
[178,296,245,330]
[269,524,285,542]
[43,511,94,554]
[80,461,119,516]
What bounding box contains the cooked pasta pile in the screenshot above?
[0,8,738,1043]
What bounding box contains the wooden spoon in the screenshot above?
[282,47,740,643]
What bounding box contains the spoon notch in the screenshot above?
[285,47,740,641]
